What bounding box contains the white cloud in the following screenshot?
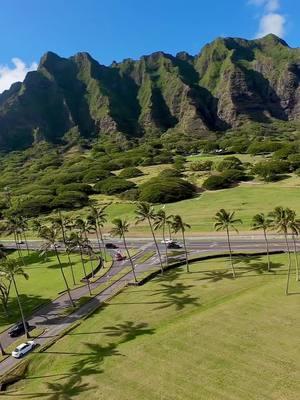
[256,12,286,37]
[0,58,37,94]
[249,0,286,38]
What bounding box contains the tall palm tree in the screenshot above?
[287,209,300,282]
[153,209,173,268]
[66,232,92,295]
[89,204,109,262]
[252,213,272,272]
[269,207,293,295]
[1,216,24,263]
[0,258,29,338]
[50,212,76,285]
[135,202,164,274]
[39,225,75,307]
[74,217,95,278]
[171,215,191,272]
[86,214,104,264]
[214,209,242,279]
[110,218,137,283]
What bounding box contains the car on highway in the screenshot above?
[12,340,36,358]
[105,243,118,249]
[161,238,173,244]
[16,240,24,245]
[9,321,30,338]
[115,252,126,261]
[167,241,182,249]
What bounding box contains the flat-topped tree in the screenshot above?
[214,209,242,279]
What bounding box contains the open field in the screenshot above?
[0,251,101,332]
[9,254,300,400]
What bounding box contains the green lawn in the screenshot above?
[0,251,99,332]
[9,253,300,399]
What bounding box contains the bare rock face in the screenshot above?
[0,34,300,151]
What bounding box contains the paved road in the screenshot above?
[0,235,295,377]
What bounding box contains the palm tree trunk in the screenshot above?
[80,249,92,295]
[94,228,104,265]
[122,235,137,283]
[12,275,29,338]
[55,248,75,307]
[263,228,271,272]
[182,229,189,273]
[23,231,30,256]
[292,235,299,282]
[285,233,292,295]
[13,231,22,260]
[0,341,6,356]
[168,223,172,240]
[226,227,236,279]
[97,219,107,262]
[59,212,76,285]
[162,224,168,267]
[148,218,164,275]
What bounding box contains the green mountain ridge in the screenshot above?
[1,34,300,151]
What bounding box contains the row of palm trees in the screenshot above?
[0,202,299,352]
[215,206,300,295]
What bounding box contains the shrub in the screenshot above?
[221,169,248,183]
[252,160,290,181]
[16,195,54,216]
[56,183,94,195]
[190,160,213,172]
[247,141,282,155]
[139,177,195,203]
[94,177,135,195]
[119,188,141,201]
[202,175,230,190]
[216,157,243,172]
[119,167,143,179]
[158,168,182,178]
[82,169,112,183]
[51,191,88,209]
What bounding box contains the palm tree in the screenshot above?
[39,225,75,307]
[153,209,173,268]
[287,209,300,282]
[66,232,93,296]
[86,214,104,264]
[252,213,272,272]
[16,215,30,256]
[110,219,137,283]
[269,207,293,295]
[171,215,191,272]
[89,204,109,262]
[50,212,76,285]
[74,217,95,278]
[0,258,29,338]
[214,209,242,279]
[1,216,24,263]
[135,202,164,274]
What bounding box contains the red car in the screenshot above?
[115,252,126,261]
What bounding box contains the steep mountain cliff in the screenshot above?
[0,34,300,151]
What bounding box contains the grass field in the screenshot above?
[0,251,101,332]
[9,253,300,400]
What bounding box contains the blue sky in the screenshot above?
[0,0,299,92]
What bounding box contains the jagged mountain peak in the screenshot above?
[0,35,300,151]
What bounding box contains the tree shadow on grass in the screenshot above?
[154,293,200,311]
[198,270,235,283]
[232,256,284,276]
[102,321,155,343]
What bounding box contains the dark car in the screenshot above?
[167,242,182,249]
[9,321,30,338]
[105,243,118,249]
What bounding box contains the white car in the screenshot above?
[12,340,36,358]
[161,238,173,244]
